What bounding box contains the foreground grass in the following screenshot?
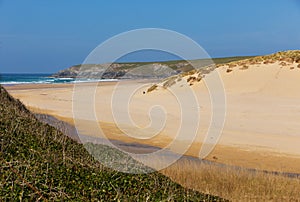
[0,85,225,201]
[161,158,300,201]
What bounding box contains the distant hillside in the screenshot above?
[0,85,226,201]
[52,56,253,79]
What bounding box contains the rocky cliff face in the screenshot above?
[52,62,190,79]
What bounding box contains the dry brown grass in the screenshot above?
[240,65,248,70]
[187,76,197,83]
[226,68,233,73]
[280,62,287,66]
[263,60,270,64]
[181,69,197,77]
[216,50,300,71]
[160,159,300,201]
[284,58,294,63]
[162,76,177,88]
[147,84,158,93]
[228,63,237,68]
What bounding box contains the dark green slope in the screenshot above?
[0,86,226,201]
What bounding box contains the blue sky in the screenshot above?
[0,0,300,73]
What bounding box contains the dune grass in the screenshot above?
[224,50,300,67]
[0,85,226,201]
[147,50,300,91]
[160,158,300,201]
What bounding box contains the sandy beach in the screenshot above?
[5,61,300,173]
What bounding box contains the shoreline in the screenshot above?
[5,64,300,174]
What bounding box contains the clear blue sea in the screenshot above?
[0,74,116,85]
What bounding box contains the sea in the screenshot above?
[0,73,117,85]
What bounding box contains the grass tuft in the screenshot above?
[147,84,158,93]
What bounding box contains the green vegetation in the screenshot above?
[121,56,254,66]
[0,85,226,201]
[54,55,255,78]
[211,56,255,65]
[80,56,255,70]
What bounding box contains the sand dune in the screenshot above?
[6,51,300,173]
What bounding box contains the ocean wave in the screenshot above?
[73,78,118,83]
[0,78,118,85]
[0,81,53,85]
[54,77,75,80]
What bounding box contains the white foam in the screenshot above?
[0,78,118,85]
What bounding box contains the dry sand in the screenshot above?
[5,61,300,173]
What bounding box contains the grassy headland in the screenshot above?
[53,56,255,79]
